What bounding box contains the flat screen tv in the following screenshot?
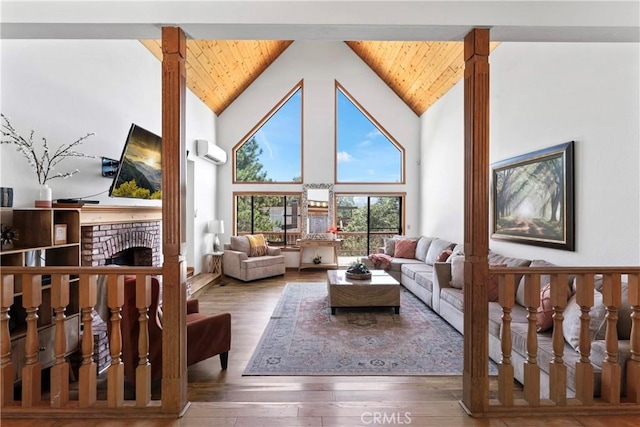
[109,124,162,200]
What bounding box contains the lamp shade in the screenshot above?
[208,219,224,234]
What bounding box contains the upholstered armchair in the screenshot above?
[116,275,231,384]
[223,234,286,282]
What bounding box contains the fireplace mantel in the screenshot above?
[79,205,162,226]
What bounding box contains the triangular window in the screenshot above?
[234,82,303,183]
[335,82,404,183]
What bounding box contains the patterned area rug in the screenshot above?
[243,283,498,376]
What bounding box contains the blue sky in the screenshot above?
[253,89,302,182]
[246,87,401,183]
[336,90,401,182]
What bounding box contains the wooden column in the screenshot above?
[160,26,189,415]
[462,28,490,414]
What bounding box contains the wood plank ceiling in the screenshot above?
[141,40,498,116]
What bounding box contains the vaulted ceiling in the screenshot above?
[141,40,498,117]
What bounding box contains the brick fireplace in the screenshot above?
[78,205,163,372]
[79,205,163,266]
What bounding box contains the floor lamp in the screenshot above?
[208,219,224,253]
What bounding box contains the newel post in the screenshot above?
[462,27,491,414]
[161,26,189,414]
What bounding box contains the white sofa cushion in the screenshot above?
[449,254,465,289]
[230,235,250,255]
[515,259,557,307]
[415,236,434,262]
[425,238,454,265]
[562,290,607,351]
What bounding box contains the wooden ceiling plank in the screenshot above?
[404,43,463,102]
[188,42,227,92]
[226,41,253,86]
[418,65,461,109]
[200,41,236,90]
[404,43,460,100]
[407,42,499,113]
[143,37,492,117]
[188,42,231,113]
[394,41,435,98]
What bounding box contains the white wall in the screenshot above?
[217,40,421,242]
[421,42,640,266]
[0,39,218,273]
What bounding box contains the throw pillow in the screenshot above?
[536,283,554,332]
[230,235,250,255]
[562,290,607,351]
[436,248,453,263]
[383,237,396,256]
[449,259,505,299]
[515,259,571,307]
[246,234,268,257]
[449,255,465,289]
[487,263,507,302]
[394,238,417,259]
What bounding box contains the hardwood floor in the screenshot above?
[2,270,639,426]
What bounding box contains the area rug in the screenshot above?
[243,283,498,376]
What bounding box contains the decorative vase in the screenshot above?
[35,184,52,208]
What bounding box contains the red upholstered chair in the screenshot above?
[116,275,231,384]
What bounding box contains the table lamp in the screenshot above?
[208,219,224,252]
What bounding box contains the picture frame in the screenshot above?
[54,224,67,245]
[491,141,575,251]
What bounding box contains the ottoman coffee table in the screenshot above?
[326,269,401,314]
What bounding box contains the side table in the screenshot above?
[205,251,224,278]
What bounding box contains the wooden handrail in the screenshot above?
[488,268,640,415]
[2,265,639,417]
[0,268,164,418]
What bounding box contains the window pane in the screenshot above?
[337,195,367,256]
[253,196,285,240]
[236,195,252,234]
[369,197,401,254]
[234,194,302,245]
[235,86,302,183]
[285,195,301,245]
[336,87,402,183]
[337,195,402,256]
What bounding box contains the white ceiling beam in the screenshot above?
[1,1,638,42]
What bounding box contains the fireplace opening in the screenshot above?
[105,246,153,266]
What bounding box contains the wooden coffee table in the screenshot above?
[326,269,401,314]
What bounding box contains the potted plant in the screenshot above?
[346,261,371,280]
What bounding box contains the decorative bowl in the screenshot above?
[345,271,372,280]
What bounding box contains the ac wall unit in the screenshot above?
[196,139,227,165]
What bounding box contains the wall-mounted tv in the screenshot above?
[109,123,162,200]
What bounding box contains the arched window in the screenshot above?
[234,81,303,183]
[335,82,404,183]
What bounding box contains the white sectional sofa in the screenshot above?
[361,235,633,398]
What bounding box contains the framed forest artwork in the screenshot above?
[491,141,575,251]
